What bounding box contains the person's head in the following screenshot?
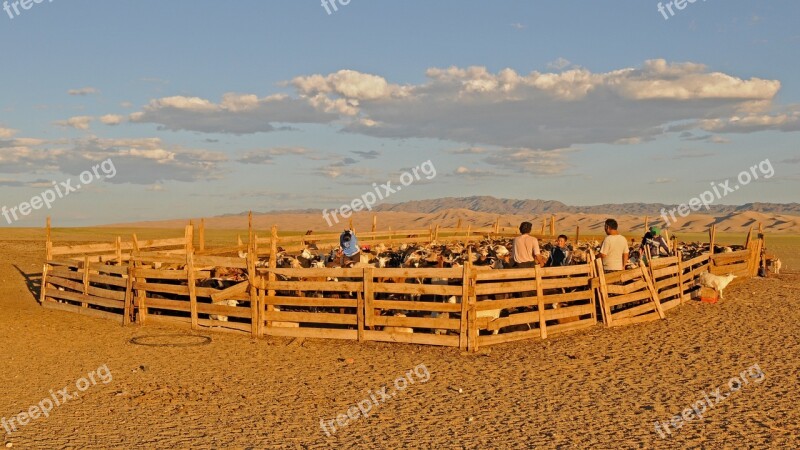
[557,235,568,247]
[519,221,532,235]
[649,226,660,236]
[604,218,618,235]
[342,230,352,243]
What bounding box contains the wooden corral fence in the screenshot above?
[40,218,766,352]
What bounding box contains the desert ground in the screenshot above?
[1,228,799,449]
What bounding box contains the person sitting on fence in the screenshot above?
[512,221,546,268]
[546,235,572,267]
[599,218,629,272]
[338,229,360,265]
[641,226,671,264]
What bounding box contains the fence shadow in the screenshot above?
[14,264,42,304]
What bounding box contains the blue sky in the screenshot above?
[1,0,799,226]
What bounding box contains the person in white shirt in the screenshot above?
[599,218,629,272]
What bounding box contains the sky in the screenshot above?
[1,0,799,226]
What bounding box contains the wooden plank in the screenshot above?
[144,297,191,312]
[47,276,85,292]
[86,285,126,301]
[372,283,461,296]
[546,318,595,335]
[649,256,680,268]
[372,300,461,313]
[263,295,357,308]
[607,289,652,307]
[197,318,251,333]
[266,280,363,292]
[51,242,120,256]
[42,300,123,322]
[364,267,374,328]
[45,288,124,310]
[543,304,593,321]
[195,302,252,319]
[210,281,249,302]
[88,263,129,276]
[641,265,665,320]
[683,254,709,268]
[611,301,658,321]
[123,264,134,325]
[459,262,470,350]
[363,330,459,347]
[536,266,547,339]
[187,245,199,331]
[265,310,356,325]
[133,282,190,296]
[596,258,612,327]
[539,276,591,290]
[133,268,189,280]
[193,255,248,269]
[88,273,128,288]
[372,315,460,330]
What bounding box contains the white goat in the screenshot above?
[210,299,238,322]
[773,258,782,275]
[698,271,737,299]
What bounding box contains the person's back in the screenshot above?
[512,221,544,267]
[599,219,629,271]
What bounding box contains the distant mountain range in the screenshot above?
[225,196,800,217]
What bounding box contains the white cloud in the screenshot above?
[546,57,571,71]
[120,60,795,156]
[0,127,17,138]
[67,87,99,96]
[0,136,227,184]
[55,116,93,130]
[100,114,124,125]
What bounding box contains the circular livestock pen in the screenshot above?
[39,217,767,352]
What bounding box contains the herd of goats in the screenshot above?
[180,236,743,332]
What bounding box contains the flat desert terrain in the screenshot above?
[1,229,798,449]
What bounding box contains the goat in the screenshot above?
[209,299,238,322]
[698,271,737,299]
[773,258,782,275]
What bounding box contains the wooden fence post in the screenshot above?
[536,266,547,339]
[266,225,278,328]
[247,232,259,338]
[550,215,555,237]
[199,218,206,252]
[132,234,147,325]
[81,255,90,308]
[185,225,198,330]
[641,265,665,320]
[459,260,471,350]
[595,258,612,327]
[467,266,478,352]
[40,217,52,305]
[676,253,687,304]
[574,225,580,246]
[708,224,716,271]
[372,214,377,233]
[123,261,134,325]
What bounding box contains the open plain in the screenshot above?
[1,228,798,449]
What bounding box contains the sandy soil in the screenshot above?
[1,237,799,449]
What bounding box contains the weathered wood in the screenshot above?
[364,267,374,328]
[373,282,461,296]
[265,327,357,341]
[363,330,459,347]
[42,300,123,323]
[535,266,547,339]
